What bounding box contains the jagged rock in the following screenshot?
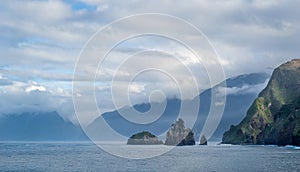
[199,135,207,145]
[165,118,193,145]
[177,131,195,146]
[127,131,163,145]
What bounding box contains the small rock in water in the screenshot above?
[177,131,196,146]
[199,135,207,145]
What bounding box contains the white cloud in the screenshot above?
[0,0,299,124]
[129,83,145,94]
[1,0,298,81]
[217,79,269,96]
[1,1,71,24]
[25,85,46,93]
[0,78,76,123]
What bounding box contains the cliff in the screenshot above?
[165,118,194,145]
[222,59,300,146]
[127,131,163,145]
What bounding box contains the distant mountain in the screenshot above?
[0,111,88,141]
[87,73,270,141]
[222,59,300,146]
[87,98,182,141]
[0,73,269,141]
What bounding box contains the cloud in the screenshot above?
[0,77,75,123]
[217,79,269,96]
[0,79,13,86]
[0,74,13,86]
[0,0,299,123]
[1,0,299,82]
[25,86,46,93]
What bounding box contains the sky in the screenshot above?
[0,0,299,124]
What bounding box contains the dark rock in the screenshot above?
[177,131,195,146]
[199,135,207,145]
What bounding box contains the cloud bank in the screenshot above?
[0,0,299,122]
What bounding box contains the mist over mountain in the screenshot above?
[88,73,269,141]
[0,73,269,141]
[0,111,87,141]
[194,73,270,140]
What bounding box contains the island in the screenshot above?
[127,131,163,145]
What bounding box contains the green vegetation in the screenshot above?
[222,59,300,146]
[130,131,156,139]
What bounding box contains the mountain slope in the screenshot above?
[0,112,88,141]
[87,73,269,141]
[222,59,300,146]
[194,73,269,140]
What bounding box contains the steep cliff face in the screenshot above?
[165,118,192,145]
[222,59,300,146]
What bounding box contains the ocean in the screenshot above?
[0,142,299,171]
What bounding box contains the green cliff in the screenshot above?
[222,59,300,146]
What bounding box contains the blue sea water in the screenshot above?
[0,142,299,172]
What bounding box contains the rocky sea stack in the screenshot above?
[165,118,195,146]
[177,131,196,146]
[222,59,300,146]
[127,131,163,145]
[199,135,208,145]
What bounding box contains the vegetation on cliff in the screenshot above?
[127,131,163,145]
[222,59,300,146]
[129,131,156,139]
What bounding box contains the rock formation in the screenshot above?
[177,131,195,146]
[199,135,207,145]
[165,118,194,145]
[222,59,300,146]
[127,131,163,145]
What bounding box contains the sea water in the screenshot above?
[0,142,299,171]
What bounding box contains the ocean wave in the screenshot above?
[284,145,300,150]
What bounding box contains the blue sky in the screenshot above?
[67,0,97,11]
[0,0,299,123]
